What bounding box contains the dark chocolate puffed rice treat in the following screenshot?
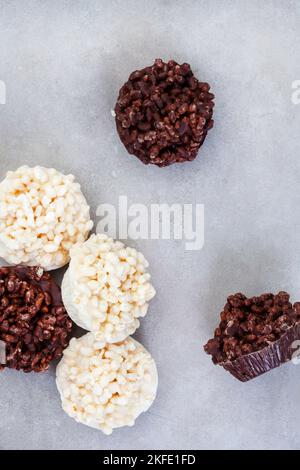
[114,58,214,167]
[0,266,72,373]
[204,292,300,382]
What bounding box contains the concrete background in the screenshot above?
[0,0,300,450]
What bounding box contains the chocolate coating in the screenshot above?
[0,266,72,373]
[204,292,300,382]
[115,58,214,167]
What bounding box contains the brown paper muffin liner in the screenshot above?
[220,322,300,382]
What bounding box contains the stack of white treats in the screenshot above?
[0,165,158,435]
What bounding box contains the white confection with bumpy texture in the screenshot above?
[56,333,158,435]
[0,165,93,270]
[62,233,156,343]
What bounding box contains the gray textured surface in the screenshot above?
[0,0,300,450]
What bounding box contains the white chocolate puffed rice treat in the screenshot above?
[62,234,156,343]
[0,166,93,270]
[56,333,158,434]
